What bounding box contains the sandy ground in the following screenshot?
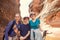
[45,28,60,40]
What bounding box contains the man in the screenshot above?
[20,17,30,40]
[4,13,21,40]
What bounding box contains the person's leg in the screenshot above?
[4,36,12,40]
[34,29,37,40]
[35,29,43,40]
[13,36,17,40]
[30,29,34,40]
[8,36,13,40]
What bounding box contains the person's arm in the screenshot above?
[16,24,21,37]
[13,25,18,34]
[24,24,31,39]
[5,27,9,40]
[5,21,13,40]
[23,31,30,39]
[20,24,30,40]
[38,19,43,31]
[13,26,21,40]
[39,24,43,31]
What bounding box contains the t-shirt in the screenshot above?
[29,18,40,29]
[20,24,30,40]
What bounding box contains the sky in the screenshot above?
[20,0,32,18]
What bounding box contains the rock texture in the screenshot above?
[46,11,60,27]
[29,0,60,27]
[0,0,20,27]
[0,0,20,40]
[29,0,44,15]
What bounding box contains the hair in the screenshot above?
[15,13,22,23]
[30,13,35,17]
[23,17,29,20]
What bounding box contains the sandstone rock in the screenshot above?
[29,0,44,14]
[29,0,60,27]
[0,0,20,40]
[46,11,60,27]
[0,0,20,27]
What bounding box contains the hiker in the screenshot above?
[20,17,30,40]
[29,13,43,40]
[4,13,21,40]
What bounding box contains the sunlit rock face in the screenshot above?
[46,0,60,27]
[46,11,60,27]
[29,0,44,14]
[29,0,60,27]
[0,0,20,27]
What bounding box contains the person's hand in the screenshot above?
[20,36,25,40]
[20,36,24,40]
[23,36,26,39]
[13,25,18,33]
[16,31,20,37]
[39,27,43,32]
